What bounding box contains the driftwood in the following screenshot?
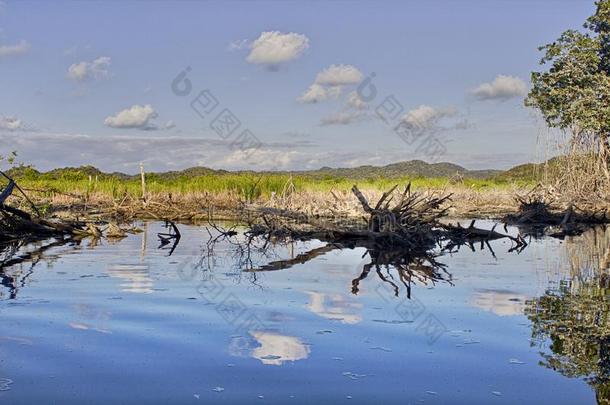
[504,191,608,238]
[0,171,135,242]
[1,203,81,237]
[247,183,527,254]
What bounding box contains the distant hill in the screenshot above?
[289,160,501,179]
[494,163,540,182]
[5,160,507,181]
[493,157,564,182]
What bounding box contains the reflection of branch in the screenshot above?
[0,238,78,299]
[157,220,181,256]
[199,216,457,297]
[351,249,452,299]
[441,221,527,254]
[352,262,372,295]
[200,211,521,299]
[1,238,73,269]
[244,244,340,272]
[376,266,399,297]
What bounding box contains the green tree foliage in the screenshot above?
[526,1,610,142]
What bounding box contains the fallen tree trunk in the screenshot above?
[0,172,105,241]
[246,183,527,253]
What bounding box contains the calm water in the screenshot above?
[1,221,608,404]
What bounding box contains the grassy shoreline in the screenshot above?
[0,164,538,222]
[11,179,531,222]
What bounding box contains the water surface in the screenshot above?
[1,221,608,404]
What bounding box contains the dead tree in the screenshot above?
[246,183,526,254]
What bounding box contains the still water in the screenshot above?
[0,221,608,404]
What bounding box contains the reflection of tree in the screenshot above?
[562,226,610,287]
[201,218,528,298]
[199,226,452,298]
[351,248,452,298]
[526,273,610,403]
[239,238,454,299]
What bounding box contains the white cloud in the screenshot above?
[298,65,364,104]
[298,83,341,103]
[319,92,370,125]
[104,104,158,130]
[320,110,367,126]
[0,40,30,59]
[314,64,363,86]
[163,120,176,130]
[401,105,457,128]
[67,56,111,82]
[219,148,299,169]
[0,116,24,131]
[471,75,527,101]
[346,91,367,110]
[246,31,309,66]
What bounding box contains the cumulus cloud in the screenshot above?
[246,31,309,66]
[0,116,24,131]
[319,92,370,126]
[298,65,364,104]
[346,91,368,110]
[394,104,468,148]
[401,105,457,128]
[0,40,30,59]
[67,56,111,81]
[298,83,341,103]
[299,70,368,124]
[471,75,527,101]
[314,64,363,86]
[219,148,299,169]
[104,104,159,130]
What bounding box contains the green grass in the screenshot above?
[4,165,532,202]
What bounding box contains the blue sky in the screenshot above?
[0,0,596,173]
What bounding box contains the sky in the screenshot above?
[0,0,597,174]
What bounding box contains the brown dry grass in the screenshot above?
[8,183,523,223]
[537,131,610,211]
